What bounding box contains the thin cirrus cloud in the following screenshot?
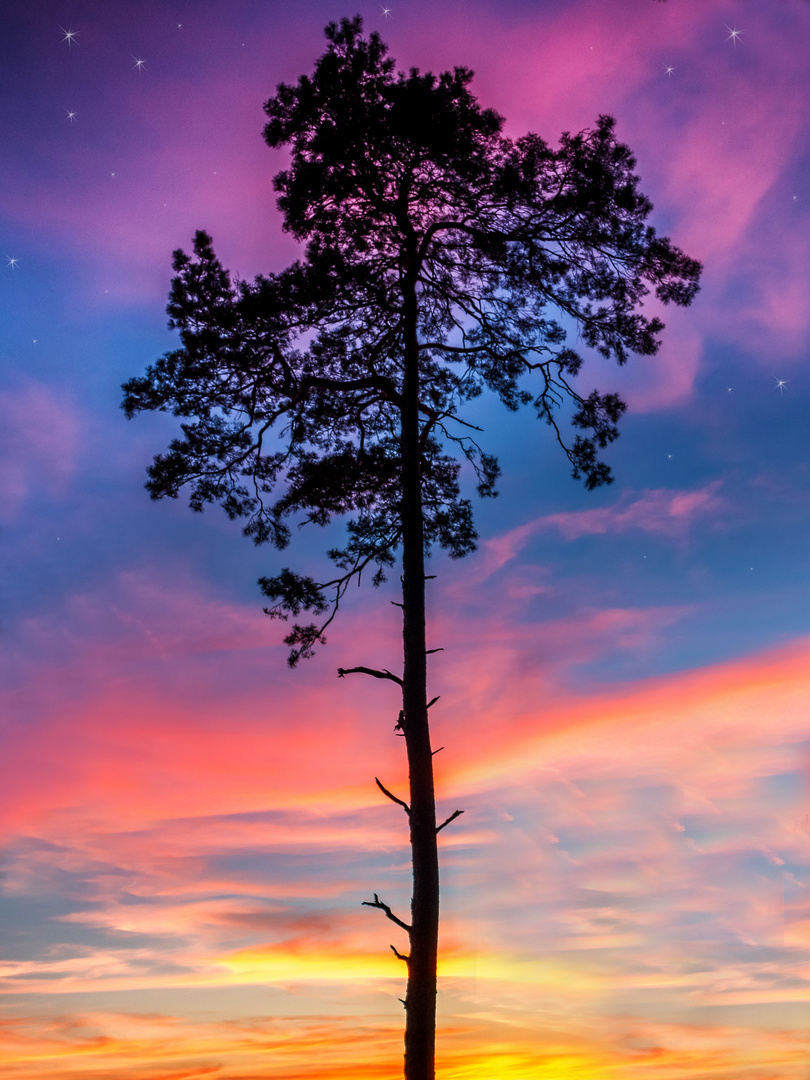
[540,480,729,540]
[1,632,808,1076]
[475,481,728,582]
[0,555,699,838]
[0,381,81,523]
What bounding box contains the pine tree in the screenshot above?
[122,17,700,1078]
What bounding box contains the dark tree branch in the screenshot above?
[436,809,464,833]
[337,666,403,685]
[295,372,402,409]
[376,776,410,815]
[362,893,412,933]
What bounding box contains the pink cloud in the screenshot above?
[542,480,728,541]
[475,481,728,584]
[616,315,704,413]
[0,382,81,522]
[405,0,810,389]
[3,633,808,1075]
[2,548,809,1066]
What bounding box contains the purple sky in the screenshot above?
[2,1,810,1077]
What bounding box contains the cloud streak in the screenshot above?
[475,482,729,584]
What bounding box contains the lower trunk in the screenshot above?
[401,648,438,1080]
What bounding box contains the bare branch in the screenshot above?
[431,746,445,755]
[375,776,410,815]
[391,946,410,963]
[425,648,444,655]
[294,372,402,409]
[362,893,412,933]
[337,666,403,685]
[436,809,464,833]
[417,340,490,354]
[426,696,440,709]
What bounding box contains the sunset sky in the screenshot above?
[2,0,810,1077]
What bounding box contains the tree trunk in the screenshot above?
[400,268,438,1080]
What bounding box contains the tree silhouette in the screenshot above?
[122,17,700,1080]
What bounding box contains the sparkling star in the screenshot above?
[727,387,733,393]
[133,56,147,71]
[381,6,392,16]
[60,26,79,48]
[775,378,788,393]
[667,454,673,460]
[726,25,743,46]
[664,65,675,77]
[6,255,20,270]
[65,109,77,123]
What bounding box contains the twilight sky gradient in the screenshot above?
[2,1,810,1077]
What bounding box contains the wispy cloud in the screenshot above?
[0,382,81,523]
[476,482,728,583]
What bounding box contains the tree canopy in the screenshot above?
[123,17,699,665]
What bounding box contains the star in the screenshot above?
[65,109,77,123]
[133,56,147,71]
[60,26,79,48]
[6,255,20,269]
[664,65,675,77]
[726,25,743,46]
[381,6,392,16]
[727,387,733,393]
[666,453,673,460]
[775,378,788,393]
